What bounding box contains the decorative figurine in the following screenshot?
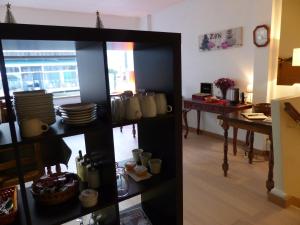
[96,11,104,28]
[5,3,16,24]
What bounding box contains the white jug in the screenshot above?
[20,118,49,138]
[125,96,142,120]
[139,95,157,118]
[154,93,172,115]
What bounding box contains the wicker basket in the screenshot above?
[0,186,18,225]
[31,173,79,206]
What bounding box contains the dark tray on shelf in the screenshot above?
[112,113,174,128]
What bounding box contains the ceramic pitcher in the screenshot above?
[139,95,157,118]
[154,93,172,115]
[20,118,49,137]
[111,98,125,122]
[125,96,142,120]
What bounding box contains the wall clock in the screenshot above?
[253,25,270,47]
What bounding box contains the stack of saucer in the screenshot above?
[59,103,97,125]
[13,90,56,125]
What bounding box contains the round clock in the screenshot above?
[253,25,270,47]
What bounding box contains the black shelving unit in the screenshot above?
[0,23,182,225]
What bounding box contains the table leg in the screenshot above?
[132,124,136,138]
[197,110,201,135]
[266,134,275,192]
[183,109,191,139]
[222,121,229,177]
[246,130,250,146]
[248,131,254,164]
[233,127,238,156]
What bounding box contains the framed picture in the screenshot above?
[199,27,243,51]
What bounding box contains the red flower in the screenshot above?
[214,78,235,91]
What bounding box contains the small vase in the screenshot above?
[221,89,227,99]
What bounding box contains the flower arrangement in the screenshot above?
[214,78,235,99]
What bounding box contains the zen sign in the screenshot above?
[199,27,243,51]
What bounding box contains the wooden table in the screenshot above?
[218,109,274,192]
[183,98,252,155]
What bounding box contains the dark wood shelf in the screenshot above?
[112,113,174,128]
[19,186,115,225]
[0,117,110,147]
[117,160,175,203]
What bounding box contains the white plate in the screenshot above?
[13,90,46,97]
[126,170,152,182]
[60,111,96,118]
[63,115,97,122]
[63,117,96,125]
[60,103,96,112]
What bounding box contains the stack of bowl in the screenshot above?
[13,90,56,125]
[59,103,97,125]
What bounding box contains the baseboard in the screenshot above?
[268,189,300,208]
[183,126,269,157]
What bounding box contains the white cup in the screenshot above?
[148,159,162,174]
[20,118,49,138]
[132,149,143,163]
[139,152,152,167]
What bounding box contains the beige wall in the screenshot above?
[271,96,300,199]
[268,0,300,100]
[279,0,300,59]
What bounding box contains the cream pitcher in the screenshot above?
[139,95,157,118]
[154,93,172,114]
[125,96,142,120]
[20,118,49,138]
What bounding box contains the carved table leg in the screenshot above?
[248,131,254,164]
[183,109,191,139]
[266,134,275,192]
[233,127,238,156]
[222,121,229,177]
[197,110,201,135]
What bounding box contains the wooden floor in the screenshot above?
[183,132,300,225]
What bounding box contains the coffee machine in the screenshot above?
[228,88,239,105]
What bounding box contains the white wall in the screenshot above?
[0,6,140,30]
[142,0,273,147]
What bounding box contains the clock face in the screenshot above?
[253,25,270,47]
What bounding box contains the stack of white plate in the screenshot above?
[59,103,97,125]
[13,90,56,125]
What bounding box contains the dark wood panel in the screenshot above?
[277,61,300,85]
[134,44,174,95]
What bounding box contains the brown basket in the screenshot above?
[31,173,79,206]
[0,186,18,225]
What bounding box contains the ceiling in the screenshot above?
[3,0,183,17]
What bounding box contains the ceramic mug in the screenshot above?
[148,159,162,174]
[154,93,172,115]
[125,96,142,120]
[139,95,157,118]
[20,118,49,137]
